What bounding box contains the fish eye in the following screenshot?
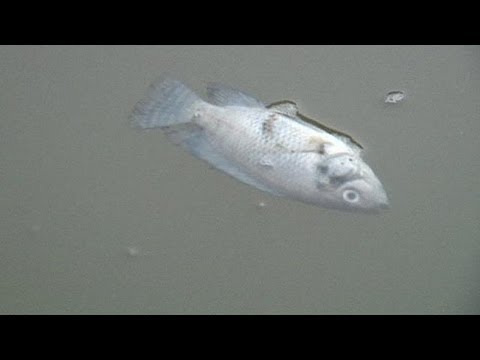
[343,189,359,203]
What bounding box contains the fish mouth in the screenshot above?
[379,198,390,209]
[359,188,389,213]
[374,187,390,210]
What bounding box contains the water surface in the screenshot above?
[1,45,478,314]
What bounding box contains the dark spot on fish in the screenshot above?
[319,165,328,174]
[262,114,277,139]
[261,122,269,134]
[329,175,348,187]
[316,162,362,189]
[315,164,335,189]
[317,143,325,154]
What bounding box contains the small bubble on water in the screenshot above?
[31,224,41,232]
[384,90,406,104]
[126,246,140,257]
[256,201,267,209]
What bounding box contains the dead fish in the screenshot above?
[130,77,389,213]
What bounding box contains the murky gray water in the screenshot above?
[1,45,478,314]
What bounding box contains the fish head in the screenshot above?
[314,153,389,213]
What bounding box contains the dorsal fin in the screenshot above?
[295,112,364,151]
[267,100,298,117]
[206,83,265,108]
[268,99,363,151]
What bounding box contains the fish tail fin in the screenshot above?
[130,77,202,129]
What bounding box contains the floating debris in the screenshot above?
[384,90,406,104]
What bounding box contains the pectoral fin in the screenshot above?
[164,123,282,197]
